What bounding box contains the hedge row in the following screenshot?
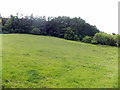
[82,32,120,47]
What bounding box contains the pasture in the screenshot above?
[2,34,118,88]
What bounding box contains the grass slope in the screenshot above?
[2,34,118,88]
[0,34,2,89]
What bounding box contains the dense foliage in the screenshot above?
[1,14,119,46]
[82,36,92,43]
[2,14,99,39]
[92,33,119,46]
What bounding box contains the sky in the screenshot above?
[0,0,119,34]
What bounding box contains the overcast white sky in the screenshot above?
[0,0,119,34]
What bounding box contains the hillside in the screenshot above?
[2,34,118,88]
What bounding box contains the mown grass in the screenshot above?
[2,34,118,88]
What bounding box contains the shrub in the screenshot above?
[91,40,98,44]
[93,32,104,44]
[82,36,92,43]
[116,35,120,46]
[74,35,79,41]
[31,28,41,35]
[93,32,117,46]
[108,35,116,46]
[2,30,9,34]
[13,29,21,33]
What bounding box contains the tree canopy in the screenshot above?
[2,14,100,39]
[1,14,119,47]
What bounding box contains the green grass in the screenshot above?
[2,34,118,88]
[0,34,2,89]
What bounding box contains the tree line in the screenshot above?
[1,14,119,46]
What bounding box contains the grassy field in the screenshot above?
[0,34,2,89]
[2,34,118,88]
